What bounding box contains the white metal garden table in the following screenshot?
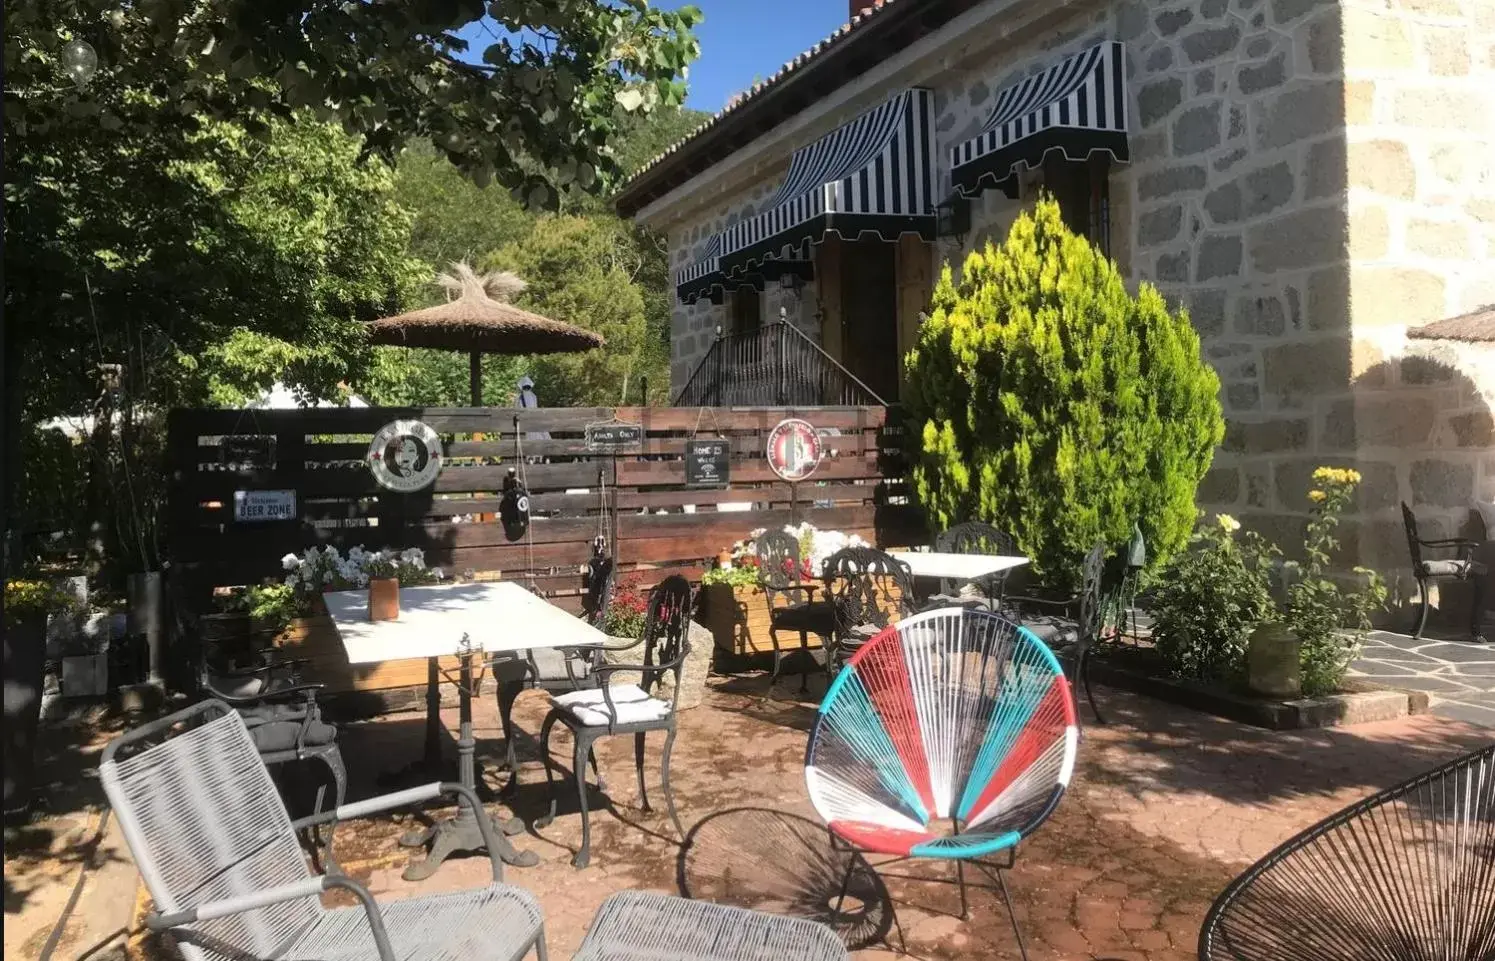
[326,581,608,878]
[886,550,1029,582]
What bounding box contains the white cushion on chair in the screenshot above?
[550,684,670,726]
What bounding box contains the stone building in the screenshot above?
[615,0,1495,596]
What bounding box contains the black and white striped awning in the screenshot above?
[675,232,813,305]
[951,41,1129,199]
[718,88,936,277]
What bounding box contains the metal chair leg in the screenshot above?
[533,926,548,961]
[994,867,1030,961]
[660,727,684,840]
[634,731,651,812]
[533,712,561,830]
[1469,576,1488,642]
[768,628,783,687]
[1414,579,1431,638]
[572,731,594,868]
[956,859,969,920]
[1079,649,1105,725]
[798,630,810,693]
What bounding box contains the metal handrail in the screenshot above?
[672,316,886,407]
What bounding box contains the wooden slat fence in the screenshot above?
[168,405,920,615]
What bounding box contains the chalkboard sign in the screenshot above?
[685,439,730,489]
[585,422,643,450]
[220,435,276,470]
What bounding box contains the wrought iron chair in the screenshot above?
[821,546,916,680]
[755,530,836,690]
[198,642,346,865]
[1401,502,1488,642]
[923,521,1018,611]
[805,608,1079,959]
[1198,743,1495,960]
[492,555,615,788]
[100,699,546,961]
[534,575,692,868]
[1002,543,1108,725]
[573,891,848,961]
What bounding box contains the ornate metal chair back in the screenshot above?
[823,547,915,638]
[755,530,807,603]
[933,521,1017,599]
[640,575,693,700]
[1401,502,1424,569]
[1075,543,1107,647]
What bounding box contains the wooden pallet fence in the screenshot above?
[168,404,921,694]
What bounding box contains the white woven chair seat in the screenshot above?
[550,684,670,726]
[286,884,542,961]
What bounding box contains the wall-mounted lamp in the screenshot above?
[935,197,971,238]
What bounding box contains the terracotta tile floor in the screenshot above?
[11,676,1487,961]
[200,676,1490,961]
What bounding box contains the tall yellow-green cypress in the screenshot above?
[903,196,1224,590]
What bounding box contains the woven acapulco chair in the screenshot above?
[100,699,547,961]
[1198,744,1495,961]
[534,576,692,868]
[573,891,848,961]
[805,608,1079,958]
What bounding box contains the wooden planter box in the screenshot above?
[699,580,906,658]
[274,615,464,696]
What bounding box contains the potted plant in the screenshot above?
[4,579,82,818]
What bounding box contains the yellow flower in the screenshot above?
[1307,489,1327,503]
[1312,466,1362,487]
[1216,513,1241,533]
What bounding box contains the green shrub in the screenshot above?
[903,196,1224,590]
[1149,515,1276,683]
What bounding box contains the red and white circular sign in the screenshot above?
[766,418,823,482]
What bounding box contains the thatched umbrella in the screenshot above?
[1407,304,1495,344]
[365,263,604,404]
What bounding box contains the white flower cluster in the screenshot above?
[280,545,443,593]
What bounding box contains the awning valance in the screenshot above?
[951,41,1129,200]
[718,88,936,277]
[675,232,813,305]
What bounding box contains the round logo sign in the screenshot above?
[766,418,824,482]
[367,420,444,492]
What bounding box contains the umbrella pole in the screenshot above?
[469,350,483,407]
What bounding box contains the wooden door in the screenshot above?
[840,240,900,401]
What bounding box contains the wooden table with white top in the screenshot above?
[886,550,1030,583]
[325,581,609,878]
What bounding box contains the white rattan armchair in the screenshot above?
[100,699,546,961]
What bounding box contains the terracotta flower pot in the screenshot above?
[368,578,400,622]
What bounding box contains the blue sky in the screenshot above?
[454,1,849,113]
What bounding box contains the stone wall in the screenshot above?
[667,185,820,392]
[656,0,1494,590]
[1337,0,1495,586]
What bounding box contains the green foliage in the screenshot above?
[602,573,648,638]
[902,196,1225,590]
[4,579,81,626]
[487,215,665,406]
[1150,469,1388,695]
[1149,515,1276,683]
[700,565,759,589]
[7,1,702,205]
[1284,468,1388,696]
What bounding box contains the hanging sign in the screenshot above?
[685,439,730,489]
[766,418,823,482]
[585,421,643,450]
[367,419,444,492]
[220,435,276,470]
[233,489,297,522]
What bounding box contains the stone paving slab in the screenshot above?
[1349,631,1495,727]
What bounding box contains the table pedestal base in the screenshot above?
[401,651,539,880]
